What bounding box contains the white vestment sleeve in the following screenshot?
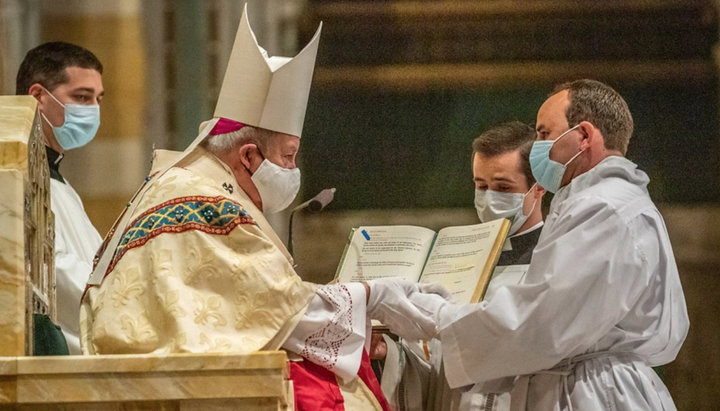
[283,282,369,381]
[439,196,668,388]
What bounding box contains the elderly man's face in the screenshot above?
[265,132,300,169]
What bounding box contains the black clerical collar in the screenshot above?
[497,225,543,266]
[46,146,65,183]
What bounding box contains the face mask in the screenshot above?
[529,125,583,193]
[251,159,301,214]
[40,87,100,150]
[474,185,537,236]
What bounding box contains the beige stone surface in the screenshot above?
[0,352,290,410]
[2,398,280,411]
[0,94,56,356]
[0,171,25,357]
[0,96,36,170]
[0,96,40,357]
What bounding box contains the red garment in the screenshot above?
[290,350,390,411]
[356,350,391,410]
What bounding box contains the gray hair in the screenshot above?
[202,124,271,156]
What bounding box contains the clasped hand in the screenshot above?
[366,278,453,340]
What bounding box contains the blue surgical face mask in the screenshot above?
[474,184,537,236]
[40,87,100,150]
[529,125,583,193]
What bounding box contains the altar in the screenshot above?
[0,351,292,410]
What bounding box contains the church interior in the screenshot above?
[1,0,718,409]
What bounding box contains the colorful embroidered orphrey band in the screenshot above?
[104,195,255,278]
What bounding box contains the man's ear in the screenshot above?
[28,83,44,102]
[577,121,597,150]
[237,143,261,172]
[532,183,546,199]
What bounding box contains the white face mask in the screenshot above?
[251,159,301,214]
[474,185,537,236]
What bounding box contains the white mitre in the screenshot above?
[88,7,321,285]
[213,4,322,138]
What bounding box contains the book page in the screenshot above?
[335,225,436,283]
[419,219,508,304]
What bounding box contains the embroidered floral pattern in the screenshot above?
[199,332,233,352]
[184,246,227,286]
[158,290,186,318]
[301,284,354,370]
[105,196,254,278]
[119,313,156,345]
[193,293,227,327]
[151,248,174,279]
[110,267,145,308]
[233,288,275,331]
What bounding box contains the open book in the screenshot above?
[334,218,510,304]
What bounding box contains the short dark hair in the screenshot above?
[552,79,633,155]
[472,121,536,186]
[15,41,103,95]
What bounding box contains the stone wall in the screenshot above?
[658,205,720,409]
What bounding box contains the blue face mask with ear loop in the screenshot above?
[529,125,584,193]
[40,86,100,150]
